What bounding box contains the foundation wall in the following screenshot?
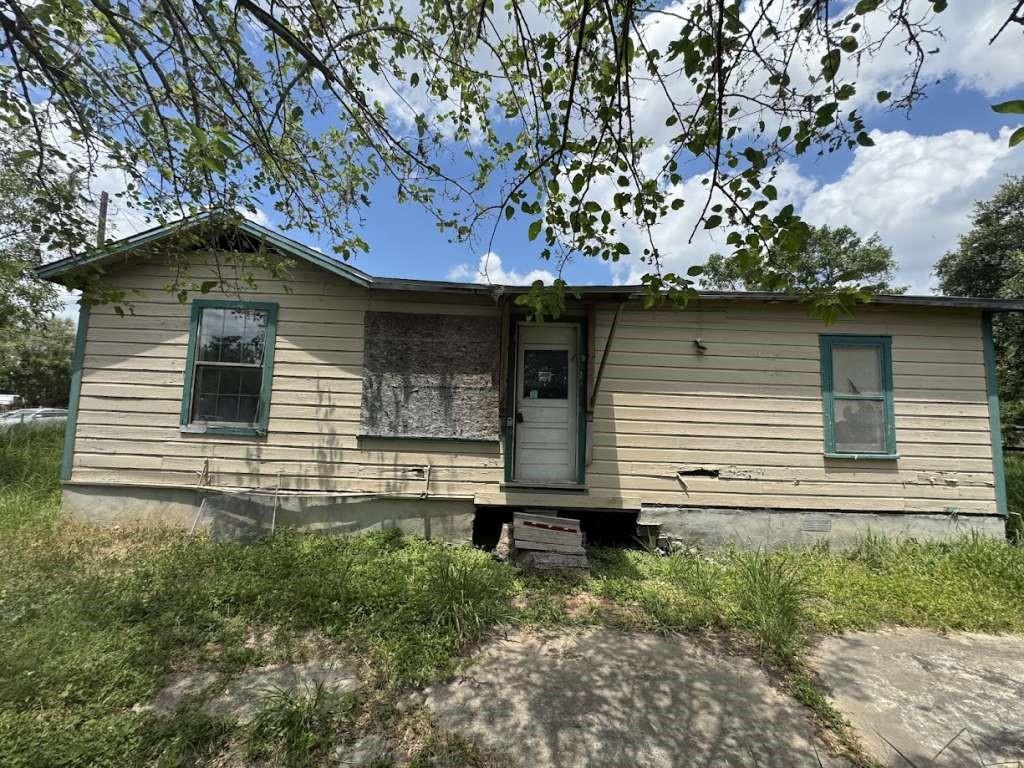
[639,505,1007,549]
[62,485,475,544]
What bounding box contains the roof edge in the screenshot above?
[36,212,374,288]
[36,214,1024,313]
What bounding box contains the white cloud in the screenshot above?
[604,127,1024,294]
[801,127,1024,293]
[849,0,1024,99]
[601,160,816,285]
[447,251,556,285]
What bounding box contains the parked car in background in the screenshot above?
[0,408,68,433]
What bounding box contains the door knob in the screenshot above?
[516,411,524,423]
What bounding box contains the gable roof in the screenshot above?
[37,213,1024,312]
[36,212,373,288]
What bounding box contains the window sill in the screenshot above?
[181,423,266,437]
[500,481,589,492]
[824,452,899,461]
[358,433,500,444]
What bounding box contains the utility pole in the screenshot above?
[96,191,109,248]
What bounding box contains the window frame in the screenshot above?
[819,334,897,459]
[180,299,278,437]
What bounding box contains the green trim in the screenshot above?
[819,334,896,458]
[503,321,518,483]
[180,299,278,437]
[576,315,589,485]
[982,312,1009,517]
[504,316,587,483]
[60,302,90,483]
[36,212,372,287]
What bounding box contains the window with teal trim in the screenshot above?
[819,335,896,458]
[181,301,278,436]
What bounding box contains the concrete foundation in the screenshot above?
[62,484,475,544]
[638,505,1007,549]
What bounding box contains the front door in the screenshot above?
[514,323,578,482]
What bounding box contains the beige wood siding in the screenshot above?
[70,255,999,516]
[71,256,505,499]
[511,301,994,514]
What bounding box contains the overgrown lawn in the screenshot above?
[2,424,1022,767]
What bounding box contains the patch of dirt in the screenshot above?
[146,660,360,724]
[424,627,848,768]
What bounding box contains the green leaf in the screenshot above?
[820,50,841,82]
[686,265,703,276]
[505,205,514,220]
[854,0,881,13]
[528,219,542,241]
[876,90,891,103]
[1010,126,1024,148]
[763,184,777,201]
[992,100,1024,115]
[931,0,947,11]
[840,36,858,53]
[704,214,722,229]
[856,131,875,147]
[410,72,419,87]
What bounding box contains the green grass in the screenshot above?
[2,425,1024,767]
[1006,453,1024,542]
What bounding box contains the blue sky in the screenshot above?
[98,0,1024,296]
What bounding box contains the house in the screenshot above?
[37,215,1023,547]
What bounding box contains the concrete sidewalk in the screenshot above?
[810,630,1024,767]
[425,628,844,767]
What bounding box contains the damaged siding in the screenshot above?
[70,255,505,497]
[568,302,999,515]
[69,254,999,517]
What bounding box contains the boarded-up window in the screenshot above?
[360,311,500,440]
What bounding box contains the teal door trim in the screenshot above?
[982,311,1008,517]
[61,302,91,483]
[503,314,588,485]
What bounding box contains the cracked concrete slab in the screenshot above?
[809,630,1024,767]
[424,628,845,768]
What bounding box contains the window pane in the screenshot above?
[216,395,239,422]
[219,368,241,396]
[240,313,267,364]
[239,369,262,396]
[523,349,569,400]
[198,308,267,365]
[832,345,882,396]
[833,399,886,453]
[198,308,225,362]
[197,367,220,395]
[195,395,218,421]
[237,397,259,424]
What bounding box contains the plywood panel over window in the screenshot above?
[359,311,500,441]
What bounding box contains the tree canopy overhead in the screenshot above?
[935,175,1024,440]
[701,223,905,308]
[1,0,1022,314]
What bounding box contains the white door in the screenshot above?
[514,323,578,482]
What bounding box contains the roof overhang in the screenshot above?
[36,211,374,288]
[36,214,1024,313]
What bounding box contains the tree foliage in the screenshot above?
[0,127,90,330]
[701,223,905,294]
[0,0,1021,315]
[0,317,75,406]
[934,176,1024,441]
